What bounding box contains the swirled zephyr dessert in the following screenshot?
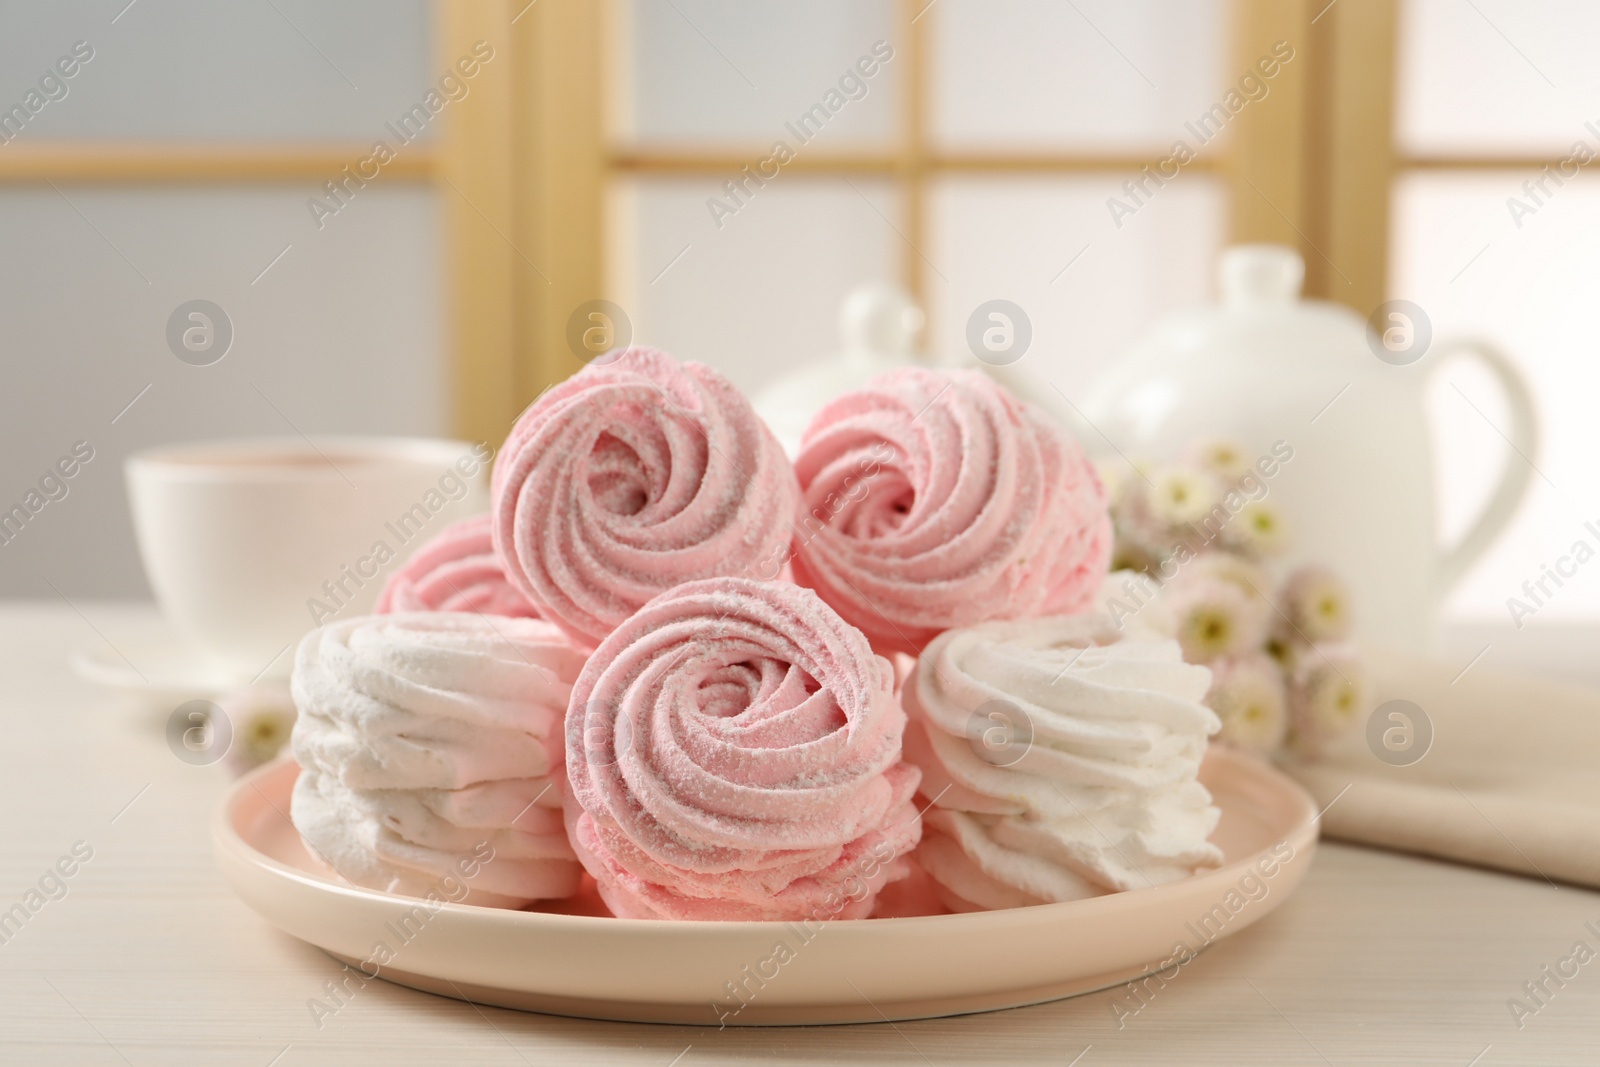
[790,367,1112,655]
[374,514,539,618]
[904,615,1223,912]
[491,347,800,649]
[565,577,922,921]
[290,613,586,907]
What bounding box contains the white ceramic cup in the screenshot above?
[126,436,491,681]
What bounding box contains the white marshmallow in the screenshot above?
[289,613,586,907]
[904,615,1223,912]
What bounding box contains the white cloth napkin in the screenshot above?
[1280,647,1600,888]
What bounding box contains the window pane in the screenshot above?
[1398,0,1600,156]
[608,176,900,395]
[0,186,444,597]
[0,0,430,141]
[1391,171,1600,619]
[931,0,1229,152]
[613,0,899,149]
[926,174,1225,396]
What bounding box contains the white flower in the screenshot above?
[217,682,297,776]
[1186,438,1253,482]
[1206,653,1288,755]
[1109,537,1158,576]
[1287,645,1366,756]
[1279,564,1353,643]
[1146,465,1220,527]
[1188,551,1272,600]
[1168,576,1271,664]
[1223,499,1290,557]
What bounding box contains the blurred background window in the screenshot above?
[1391,0,1600,622]
[0,0,1592,625]
[0,0,443,598]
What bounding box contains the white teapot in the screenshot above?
[1077,244,1539,653]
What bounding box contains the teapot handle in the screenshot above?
[1428,338,1541,601]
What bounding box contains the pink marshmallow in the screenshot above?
[374,514,539,619]
[791,367,1112,655]
[492,348,800,649]
[564,577,922,921]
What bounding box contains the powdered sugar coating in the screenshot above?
[904,614,1222,912]
[374,514,539,618]
[492,347,800,648]
[790,366,1112,655]
[290,612,586,906]
[565,577,922,921]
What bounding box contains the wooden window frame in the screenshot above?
[0,0,1529,448]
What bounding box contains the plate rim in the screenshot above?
[214,746,1322,935]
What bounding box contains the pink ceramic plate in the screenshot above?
[214,749,1318,1025]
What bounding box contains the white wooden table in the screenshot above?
[3,603,1597,1065]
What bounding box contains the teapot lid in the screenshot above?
[839,282,924,359]
[1219,244,1305,307]
[752,282,924,457]
[1132,243,1370,357]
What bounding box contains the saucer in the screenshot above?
[71,627,268,702]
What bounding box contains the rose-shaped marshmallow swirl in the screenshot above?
[375,514,539,618]
[290,613,586,906]
[904,615,1222,912]
[492,347,800,648]
[790,367,1111,655]
[566,577,922,921]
